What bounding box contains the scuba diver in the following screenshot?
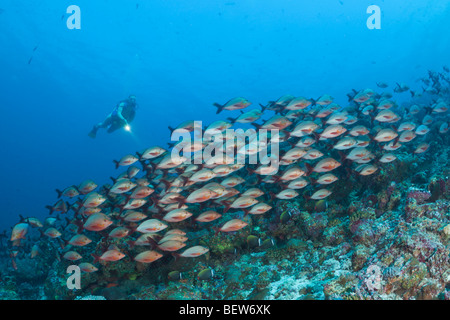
[88,95,138,138]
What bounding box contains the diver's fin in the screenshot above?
[88,129,97,139]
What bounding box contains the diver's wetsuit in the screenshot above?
[89,98,137,138]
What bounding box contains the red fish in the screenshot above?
[83,213,113,232]
[216,219,248,233]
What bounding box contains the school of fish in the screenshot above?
[4,67,450,287]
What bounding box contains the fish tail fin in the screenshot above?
[424,106,433,115]
[160,179,171,190]
[174,167,186,175]
[404,106,411,115]
[212,226,220,236]
[125,194,131,203]
[168,126,175,134]
[310,98,316,106]
[338,151,347,162]
[72,200,82,214]
[282,129,291,139]
[144,163,156,177]
[171,252,181,262]
[286,139,297,148]
[251,122,262,129]
[146,235,158,250]
[173,195,186,209]
[213,103,224,114]
[189,217,197,229]
[149,195,159,207]
[221,201,231,214]
[269,191,276,201]
[222,204,231,214]
[259,103,267,113]
[179,175,189,187]
[347,94,354,102]
[304,163,314,176]
[55,189,63,198]
[136,158,147,170]
[91,253,100,264]
[243,209,250,217]
[59,238,67,250]
[377,143,384,151]
[272,175,281,183]
[391,137,400,149]
[45,205,54,215]
[127,240,136,249]
[124,225,136,236]
[72,185,80,194]
[113,160,120,169]
[227,117,236,124]
[310,177,317,185]
[256,175,263,186]
[64,201,70,213]
[37,228,45,238]
[176,201,185,209]
[69,217,84,234]
[355,106,363,119]
[167,141,175,149]
[64,217,72,228]
[312,132,320,141]
[246,166,255,175]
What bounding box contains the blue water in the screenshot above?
[0,0,449,230]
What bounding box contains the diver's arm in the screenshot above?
[116,103,128,124]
